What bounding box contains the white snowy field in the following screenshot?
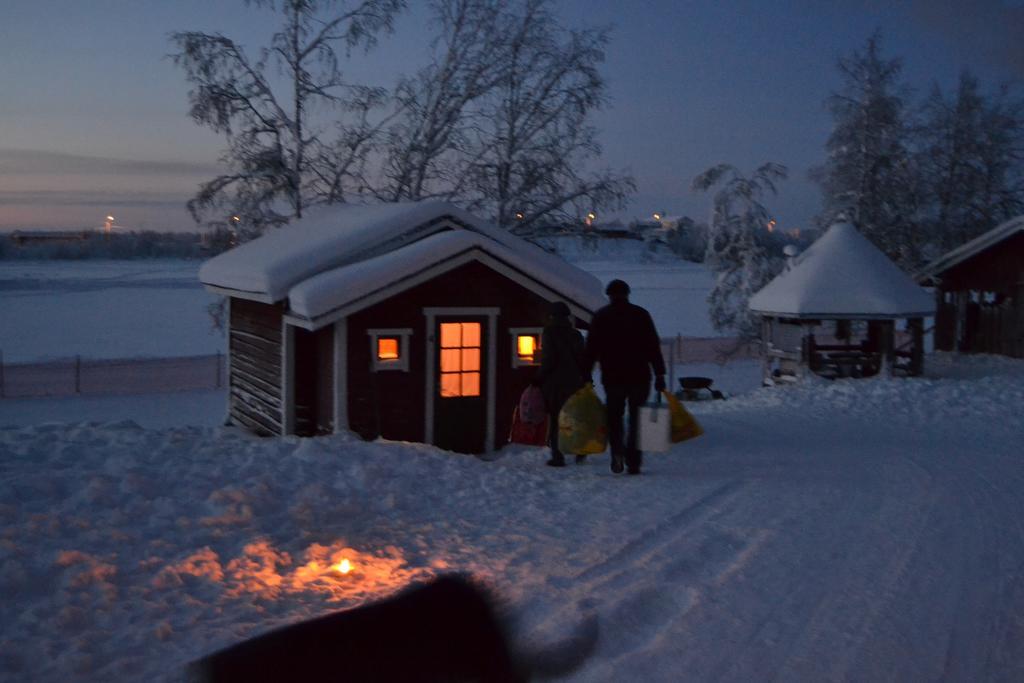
[3,353,1024,681]
[546,236,718,338]
[0,260,223,363]
[0,250,714,363]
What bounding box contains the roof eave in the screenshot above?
[286,245,601,331]
[201,283,278,304]
[917,217,1024,280]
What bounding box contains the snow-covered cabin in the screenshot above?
[749,221,935,383]
[199,202,604,453]
[917,216,1024,358]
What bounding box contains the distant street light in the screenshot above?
[104,215,115,235]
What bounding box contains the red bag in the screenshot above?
[509,408,549,446]
[518,386,546,425]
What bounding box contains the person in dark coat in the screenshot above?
[585,279,666,475]
[532,301,587,467]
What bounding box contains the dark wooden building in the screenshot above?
[200,202,604,454]
[918,217,1024,358]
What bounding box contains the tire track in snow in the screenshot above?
[770,455,939,681]
[548,480,774,669]
[933,447,1024,681]
[572,480,744,585]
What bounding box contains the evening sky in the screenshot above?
[1,0,1022,232]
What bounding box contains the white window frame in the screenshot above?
[367,328,413,372]
[509,327,543,367]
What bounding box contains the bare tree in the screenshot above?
[467,0,633,233]
[916,71,1024,254]
[171,0,404,234]
[379,0,509,202]
[692,163,788,339]
[377,0,633,233]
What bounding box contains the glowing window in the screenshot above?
[439,322,481,397]
[368,329,412,372]
[377,337,400,361]
[517,335,537,363]
[509,328,542,367]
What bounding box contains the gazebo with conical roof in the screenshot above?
[749,221,935,383]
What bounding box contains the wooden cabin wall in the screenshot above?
[346,260,552,450]
[229,298,284,435]
[933,232,1024,358]
[940,232,1024,294]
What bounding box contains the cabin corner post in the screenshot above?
[423,310,437,446]
[333,318,348,433]
[486,313,497,453]
[223,297,232,426]
[1016,279,1024,358]
[760,316,771,385]
[281,320,296,435]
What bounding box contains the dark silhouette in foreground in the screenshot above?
[190,574,599,682]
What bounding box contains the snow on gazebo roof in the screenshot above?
[748,222,935,320]
[200,201,605,317]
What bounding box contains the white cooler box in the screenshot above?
[637,399,671,453]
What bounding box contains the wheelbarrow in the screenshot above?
[675,376,725,401]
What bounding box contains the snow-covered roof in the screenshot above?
[288,230,606,323]
[917,215,1024,281]
[748,222,935,319]
[200,201,605,322]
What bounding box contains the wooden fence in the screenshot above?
[0,353,225,399]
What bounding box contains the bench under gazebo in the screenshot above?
[749,221,935,384]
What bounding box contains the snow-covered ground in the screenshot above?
[3,353,1024,681]
[0,260,222,362]
[4,248,1021,681]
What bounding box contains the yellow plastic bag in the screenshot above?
[558,384,608,455]
[664,390,703,442]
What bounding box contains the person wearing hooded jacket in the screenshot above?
[531,301,587,467]
[585,279,666,475]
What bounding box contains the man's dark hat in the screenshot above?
[548,301,571,318]
[605,279,630,296]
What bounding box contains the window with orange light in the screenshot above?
[368,329,411,372]
[509,328,542,367]
[517,334,537,362]
[439,322,481,397]
[377,337,400,361]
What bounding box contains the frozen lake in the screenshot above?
[0,260,224,363]
[0,253,716,363]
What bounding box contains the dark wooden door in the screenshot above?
[433,318,487,453]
